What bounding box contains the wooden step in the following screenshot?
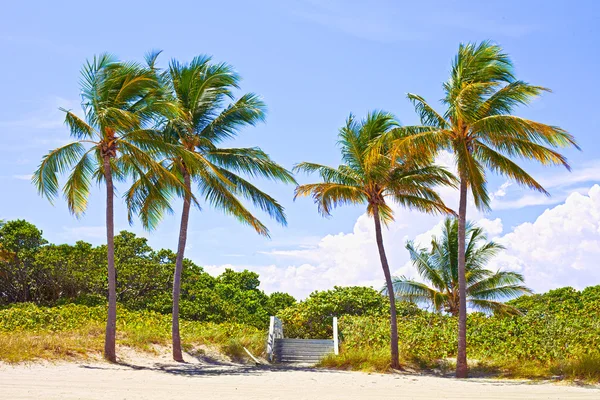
[275,338,333,345]
[273,338,335,364]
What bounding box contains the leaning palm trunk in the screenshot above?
[103,156,117,362]
[456,176,468,378]
[373,205,400,370]
[172,167,192,361]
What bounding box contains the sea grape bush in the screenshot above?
[278,286,420,338]
[338,285,600,363]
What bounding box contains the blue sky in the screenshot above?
[1,0,599,297]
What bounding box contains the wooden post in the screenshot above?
[267,316,275,362]
[333,316,339,355]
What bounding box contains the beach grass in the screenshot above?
[0,303,265,364]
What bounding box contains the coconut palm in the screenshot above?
[390,217,531,316]
[33,54,183,362]
[126,55,296,361]
[294,111,456,369]
[387,41,578,377]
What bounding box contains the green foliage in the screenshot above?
[33,54,184,218]
[266,292,296,315]
[393,217,532,316]
[0,220,48,303]
[337,285,600,374]
[278,286,419,338]
[294,111,456,222]
[127,55,296,234]
[395,41,577,211]
[0,219,293,329]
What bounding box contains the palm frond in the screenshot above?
[61,109,96,139]
[389,276,446,312]
[63,149,97,216]
[469,299,523,316]
[199,93,266,143]
[407,94,449,129]
[216,167,289,226]
[474,143,549,194]
[295,182,366,216]
[208,147,296,184]
[33,141,88,202]
[294,162,359,185]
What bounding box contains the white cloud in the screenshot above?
[203,146,600,299]
[492,159,600,210]
[477,218,503,238]
[492,181,512,199]
[490,184,600,292]
[209,183,600,299]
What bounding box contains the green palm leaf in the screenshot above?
[399,218,531,316]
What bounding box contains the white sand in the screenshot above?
[1,352,598,400]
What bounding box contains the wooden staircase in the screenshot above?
[266,316,339,365]
[274,338,335,364]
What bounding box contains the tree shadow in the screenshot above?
[78,357,344,378]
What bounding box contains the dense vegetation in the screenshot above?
[0,220,294,329]
[339,288,599,381]
[1,218,599,381]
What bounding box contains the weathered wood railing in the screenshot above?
[266,316,283,362]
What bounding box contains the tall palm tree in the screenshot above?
[126,55,296,361]
[390,217,531,316]
[294,111,456,369]
[33,54,182,362]
[387,41,578,377]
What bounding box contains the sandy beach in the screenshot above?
[1,352,598,400]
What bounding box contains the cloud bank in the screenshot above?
[205,184,600,299]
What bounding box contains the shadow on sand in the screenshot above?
[77,355,599,390]
[78,353,341,378]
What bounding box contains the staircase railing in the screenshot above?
[266,316,283,362]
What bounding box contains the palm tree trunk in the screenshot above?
[103,156,117,363]
[172,168,192,362]
[372,205,400,370]
[456,176,468,378]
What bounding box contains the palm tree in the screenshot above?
[390,217,531,316]
[387,41,578,377]
[33,54,182,362]
[126,55,296,361]
[294,111,456,369]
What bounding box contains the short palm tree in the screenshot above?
[33,54,182,362]
[387,41,578,377]
[126,55,296,361]
[294,111,456,369]
[391,217,531,316]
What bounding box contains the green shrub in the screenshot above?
[278,286,419,338]
[0,303,267,363]
[333,285,600,381]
